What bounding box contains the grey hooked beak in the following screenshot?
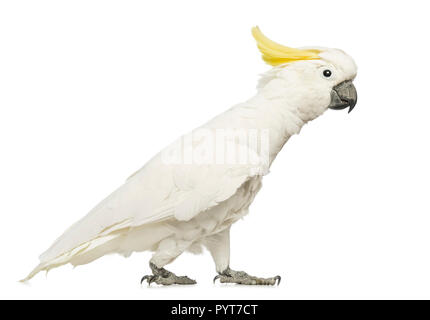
[328,80,357,113]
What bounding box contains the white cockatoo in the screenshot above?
[23,27,357,286]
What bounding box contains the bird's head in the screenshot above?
[252,27,357,121]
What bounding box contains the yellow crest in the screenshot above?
[252,26,320,66]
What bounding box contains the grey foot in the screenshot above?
[141,262,196,286]
[213,267,281,286]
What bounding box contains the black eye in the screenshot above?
[323,69,332,78]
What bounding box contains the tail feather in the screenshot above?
[21,221,174,282]
[20,263,46,282]
[21,233,122,282]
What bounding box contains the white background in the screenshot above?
[1,0,429,299]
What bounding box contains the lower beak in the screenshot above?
[328,80,357,113]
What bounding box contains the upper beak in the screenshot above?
[328,80,357,113]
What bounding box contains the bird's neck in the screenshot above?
[245,90,308,164]
[205,86,312,166]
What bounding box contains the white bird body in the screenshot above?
[24,30,357,283]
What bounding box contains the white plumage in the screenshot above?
[23,35,357,283]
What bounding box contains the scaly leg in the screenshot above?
[141,238,196,286]
[141,262,196,286]
[205,227,281,286]
[213,267,281,286]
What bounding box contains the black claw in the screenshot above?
[140,275,155,285]
[213,275,221,284]
[274,275,281,285]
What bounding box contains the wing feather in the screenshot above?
[38,134,268,266]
